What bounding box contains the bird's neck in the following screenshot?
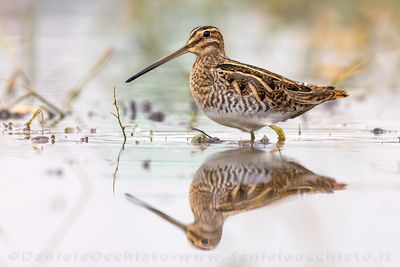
[195,51,226,67]
[190,51,226,90]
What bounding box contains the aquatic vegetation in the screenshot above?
[190,127,222,145]
[111,86,127,147]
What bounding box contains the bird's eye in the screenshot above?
[203,31,211,38]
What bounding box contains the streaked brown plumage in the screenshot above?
[125,148,345,250]
[126,26,349,143]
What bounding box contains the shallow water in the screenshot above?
[1,112,399,267]
[1,1,400,266]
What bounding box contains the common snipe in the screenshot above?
[126,26,349,144]
[125,148,345,250]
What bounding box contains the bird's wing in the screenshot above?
[214,183,275,214]
[217,59,341,105]
[214,160,345,213]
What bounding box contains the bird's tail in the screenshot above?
[332,88,350,99]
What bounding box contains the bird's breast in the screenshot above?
[188,62,289,131]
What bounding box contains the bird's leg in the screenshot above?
[269,136,285,155]
[269,124,286,143]
[250,131,255,146]
[270,141,284,156]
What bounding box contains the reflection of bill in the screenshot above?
[126,148,345,250]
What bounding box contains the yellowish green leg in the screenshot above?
[269,124,286,142]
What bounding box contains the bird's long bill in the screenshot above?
[125,45,188,83]
[125,193,188,231]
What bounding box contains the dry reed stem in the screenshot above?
[65,48,114,108]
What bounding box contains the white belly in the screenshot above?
[203,108,288,132]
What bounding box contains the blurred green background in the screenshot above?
[1,0,399,128]
[122,0,400,91]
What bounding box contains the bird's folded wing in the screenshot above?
[217,59,336,105]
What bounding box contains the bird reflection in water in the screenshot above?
[125,149,345,250]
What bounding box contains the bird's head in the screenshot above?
[186,26,225,56]
[125,26,225,83]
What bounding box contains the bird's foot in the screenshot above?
[269,124,286,144]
